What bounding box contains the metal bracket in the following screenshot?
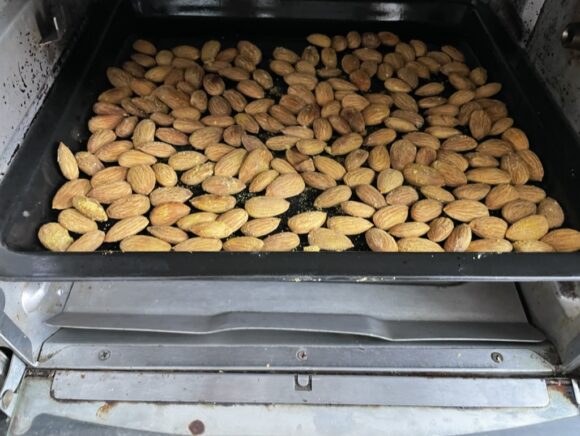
[35,0,67,46]
[0,355,26,417]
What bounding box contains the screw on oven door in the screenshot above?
[98,350,111,361]
[491,352,503,363]
[296,349,308,361]
[562,23,580,49]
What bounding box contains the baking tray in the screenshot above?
[0,0,578,281]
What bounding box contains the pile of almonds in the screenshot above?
[38,32,580,252]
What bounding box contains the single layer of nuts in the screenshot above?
[38,33,580,252]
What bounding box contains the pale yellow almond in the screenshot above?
[420,185,455,203]
[245,196,290,218]
[444,224,472,252]
[313,156,346,180]
[427,217,454,242]
[120,235,172,252]
[75,152,104,176]
[356,184,387,208]
[168,151,207,171]
[538,198,564,229]
[340,201,375,218]
[262,232,300,251]
[365,228,398,252]
[181,162,215,186]
[330,133,363,155]
[249,170,279,193]
[238,148,273,184]
[91,166,127,188]
[390,222,430,238]
[147,226,188,244]
[505,215,549,241]
[173,237,223,252]
[502,199,537,223]
[132,119,156,146]
[403,163,444,187]
[377,169,404,194]
[190,194,236,213]
[410,199,442,222]
[515,185,546,203]
[190,221,233,239]
[443,200,489,222]
[467,239,513,253]
[38,222,73,252]
[513,240,555,253]
[72,196,108,222]
[398,238,444,252]
[58,209,98,234]
[202,176,246,195]
[57,142,79,180]
[453,183,491,201]
[126,164,156,195]
[52,179,91,209]
[149,187,193,206]
[327,216,373,235]
[469,216,508,239]
[466,168,511,185]
[485,184,520,210]
[265,173,305,198]
[373,205,408,230]
[106,194,151,219]
[223,236,264,252]
[150,202,191,226]
[307,228,353,251]
[67,230,105,252]
[241,218,281,237]
[88,181,132,204]
[217,208,249,233]
[105,216,149,242]
[87,129,116,153]
[139,141,177,158]
[176,212,217,231]
[314,185,352,208]
[386,186,419,206]
[541,229,580,252]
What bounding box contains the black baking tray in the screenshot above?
[0,0,578,281]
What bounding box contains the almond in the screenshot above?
[249,170,279,193]
[390,140,417,170]
[217,208,249,233]
[72,196,108,222]
[537,198,564,229]
[365,128,396,146]
[340,201,375,218]
[327,216,373,235]
[147,226,188,244]
[541,229,580,252]
[58,209,97,234]
[444,224,472,252]
[453,183,490,201]
[343,168,375,187]
[467,239,513,252]
[223,236,264,252]
[57,142,79,180]
[173,237,223,252]
[125,164,155,195]
[431,160,467,187]
[262,232,300,251]
[469,109,491,140]
[177,212,217,231]
[202,176,246,195]
[87,129,116,153]
[67,230,105,252]
[420,185,455,203]
[398,238,444,252]
[241,217,281,237]
[245,196,290,218]
[91,166,127,187]
[377,169,404,193]
[105,216,149,242]
[38,223,73,252]
[506,215,549,241]
[88,181,132,204]
[466,168,511,185]
[502,128,529,150]
[427,217,454,242]
[385,186,419,206]
[189,127,224,150]
[403,163,444,187]
[181,162,215,186]
[410,199,442,222]
[444,200,489,222]
[106,194,151,219]
[120,235,171,252]
[501,199,537,223]
[330,133,363,155]
[441,135,477,152]
[307,228,353,251]
[52,179,92,209]
[485,184,519,210]
[356,184,386,208]
[302,171,336,190]
[313,156,346,180]
[469,216,508,239]
[515,185,546,203]
[365,228,398,252]
[314,185,352,208]
[168,151,207,171]
[190,221,232,239]
[404,132,440,150]
[517,149,544,181]
[513,240,555,253]
[266,173,305,198]
[390,222,430,238]
[238,149,273,184]
[150,202,191,226]
[373,205,408,230]
[76,152,105,176]
[150,187,193,206]
[500,153,529,185]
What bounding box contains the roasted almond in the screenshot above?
[467,239,513,253]
[266,173,305,198]
[106,194,151,219]
[58,209,97,234]
[541,229,580,252]
[91,166,127,188]
[372,205,408,230]
[147,225,188,244]
[466,168,511,185]
[327,216,373,235]
[505,214,549,241]
[223,236,264,252]
[67,230,105,252]
[410,199,442,222]
[308,228,353,251]
[38,223,74,252]
[150,202,191,226]
[427,217,454,242]
[501,199,537,223]
[513,240,555,253]
[538,198,564,229]
[485,184,520,210]
[365,228,398,252]
[105,216,149,242]
[444,200,489,222]
[57,142,79,180]
[181,162,215,186]
[314,185,352,208]
[262,232,300,251]
[245,196,290,218]
[120,235,171,252]
[72,196,108,222]
[398,238,444,252]
[173,237,223,252]
[88,181,132,204]
[469,216,508,239]
[403,163,444,187]
[202,176,246,195]
[241,217,281,237]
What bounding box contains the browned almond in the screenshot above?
[377,169,404,194]
[420,185,455,203]
[431,160,467,187]
[327,216,373,235]
[365,228,398,252]
[118,150,157,168]
[150,202,191,226]
[469,216,508,239]
[442,224,471,252]
[513,240,555,252]
[373,205,408,230]
[427,217,454,242]
[330,133,363,155]
[453,183,490,201]
[500,153,529,185]
[386,186,419,206]
[410,199,442,222]
[444,200,489,222]
[341,201,375,218]
[344,149,369,171]
[502,128,529,150]
[57,142,79,180]
[206,144,235,161]
[390,140,417,170]
[307,33,331,48]
[343,168,375,187]
[505,215,549,241]
[288,211,327,234]
[314,185,352,208]
[515,185,546,203]
[38,223,74,252]
[537,198,564,229]
[88,181,132,204]
[308,228,353,251]
[265,173,305,198]
[368,145,390,172]
[301,171,336,190]
[241,218,281,237]
[403,163,444,187]
[223,236,264,252]
[441,135,477,152]
[262,232,300,252]
[469,109,491,140]
[501,199,537,223]
[91,166,127,188]
[365,128,396,146]
[67,230,105,252]
[181,162,215,186]
[168,151,207,171]
[485,184,520,210]
[245,196,290,218]
[541,229,580,252]
[146,226,188,244]
[517,149,544,181]
[58,209,97,234]
[490,117,514,135]
[404,132,440,150]
[105,216,149,242]
[173,237,223,252]
[120,235,171,252]
[53,179,93,210]
[467,239,513,252]
[106,194,151,219]
[398,238,444,252]
[466,168,511,185]
[189,126,223,150]
[72,196,108,222]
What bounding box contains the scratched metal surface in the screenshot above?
[0,0,89,179]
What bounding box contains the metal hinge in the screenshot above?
[0,352,26,417]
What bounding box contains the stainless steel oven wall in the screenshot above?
[0,0,90,179]
[491,0,580,136]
